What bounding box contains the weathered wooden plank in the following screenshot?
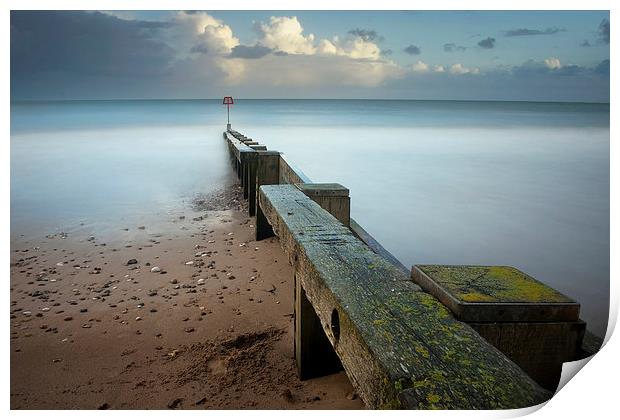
[349,218,409,276]
[469,320,585,390]
[258,184,550,409]
[224,132,256,194]
[279,154,312,184]
[249,144,267,151]
[297,183,351,226]
[255,151,281,240]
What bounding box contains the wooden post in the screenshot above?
[255,151,280,241]
[294,274,343,380]
[297,183,350,226]
[293,183,350,378]
[241,154,248,199]
[411,265,584,390]
[247,154,258,216]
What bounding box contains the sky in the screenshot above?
[10,10,610,102]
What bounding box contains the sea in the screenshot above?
[10,99,610,336]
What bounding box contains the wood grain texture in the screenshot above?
[258,184,550,409]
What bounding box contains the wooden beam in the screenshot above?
[255,151,280,241]
[257,184,550,409]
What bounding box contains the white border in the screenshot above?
[3,2,616,420]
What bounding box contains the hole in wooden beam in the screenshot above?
[330,309,340,343]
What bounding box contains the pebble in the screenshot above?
[167,398,183,409]
[150,267,161,273]
[127,259,138,265]
[185,261,194,266]
[197,279,205,285]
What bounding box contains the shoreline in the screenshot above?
[10,184,362,409]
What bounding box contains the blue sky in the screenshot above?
[10,10,610,101]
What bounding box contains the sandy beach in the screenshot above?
[10,184,362,409]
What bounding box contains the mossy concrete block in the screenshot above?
[412,265,580,322]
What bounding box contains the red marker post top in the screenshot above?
[223,96,234,127]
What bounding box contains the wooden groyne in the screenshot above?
[223,128,594,409]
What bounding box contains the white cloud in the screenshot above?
[317,39,339,55]
[316,36,382,60]
[544,57,562,69]
[255,17,382,61]
[449,63,480,75]
[170,11,239,56]
[335,37,382,60]
[235,54,404,88]
[255,16,316,55]
[411,60,429,72]
[433,65,446,73]
[160,14,403,88]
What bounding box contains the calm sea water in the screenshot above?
[10,99,610,336]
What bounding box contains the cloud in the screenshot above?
[254,16,316,55]
[347,28,383,42]
[594,59,610,76]
[12,11,607,102]
[11,11,175,79]
[411,60,429,72]
[404,44,421,55]
[229,44,272,59]
[316,36,382,60]
[235,54,404,88]
[509,57,604,78]
[580,40,591,47]
[504,27,565,37]
[477,37,495,49]
[449,63,480,75]
[544,57,561,70]
[598,19,610,44]
[171,11,239,56]
[443,43,467,52]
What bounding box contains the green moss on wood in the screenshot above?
[418,265,574,304]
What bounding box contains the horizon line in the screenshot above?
[10,98,611,105]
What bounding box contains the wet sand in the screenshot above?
[10,185,363,409]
